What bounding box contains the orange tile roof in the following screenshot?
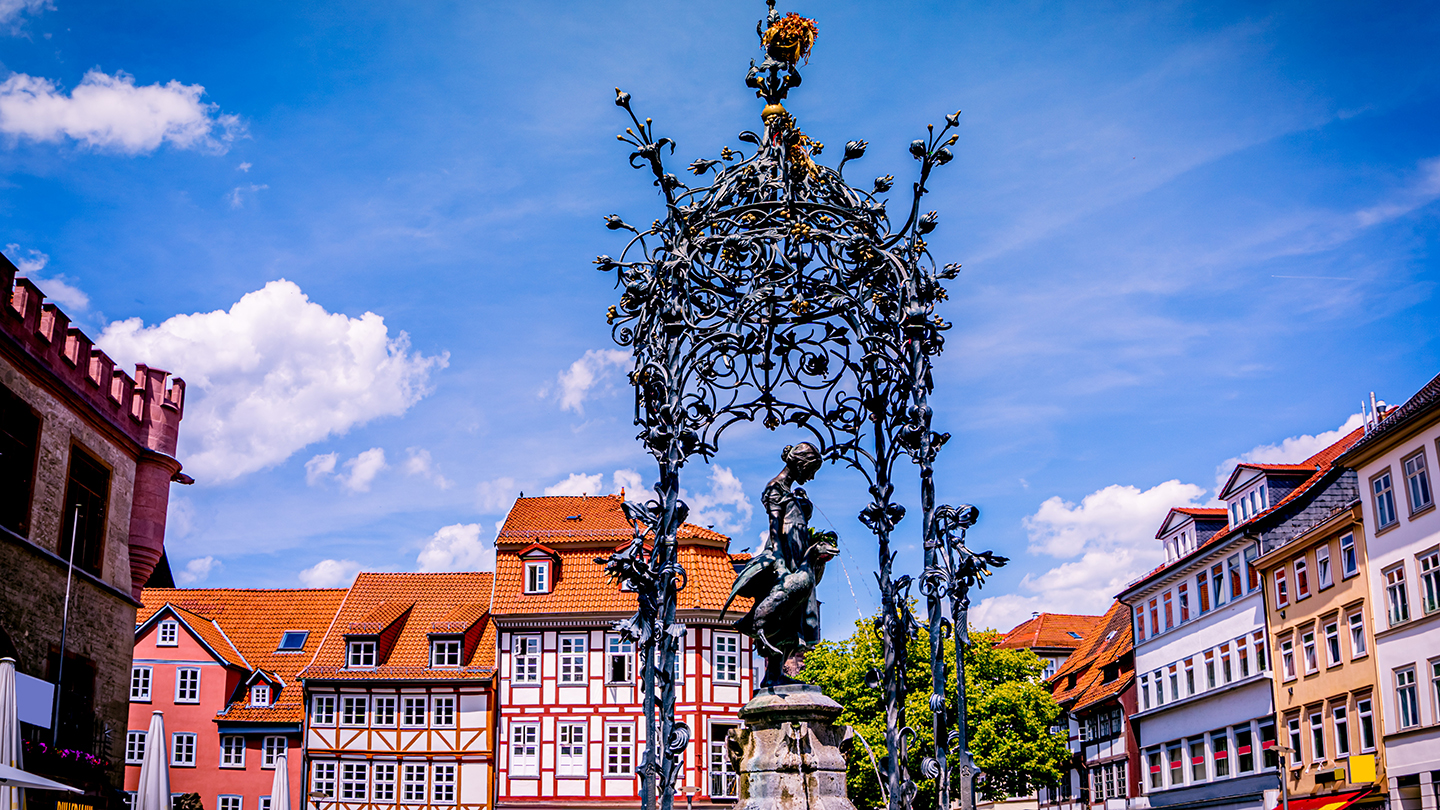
[1048,600,1134,712]
[497,494,729,545]
[1173,508,1228,517]
[1124,426,1365,595]
[139,587,348,724]
[299,572,496,682]
[998,613,1102,651]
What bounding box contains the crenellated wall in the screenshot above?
[1,254,186,597]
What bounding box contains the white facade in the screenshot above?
[1350,407,1440,810]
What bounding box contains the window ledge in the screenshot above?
[1374,521,1400,537]
[1408,502,1435,520]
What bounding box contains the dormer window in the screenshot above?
[157,619,178,646]
[347,640,377,668]
[250,684,271,707]
[277,631,308,652]
[431,638,462,668]
[524,561,550,594]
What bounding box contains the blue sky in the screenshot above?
[3,0,1437,636]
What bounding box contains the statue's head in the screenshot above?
[806,529,839,562]
[781,442,823,484]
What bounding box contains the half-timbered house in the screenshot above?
[300,572,498,810]
[490,494,753,809]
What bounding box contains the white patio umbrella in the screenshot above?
[269,754,290,810]
[0,763,80,793]
[134,711,170,810]
[0,658,22,810]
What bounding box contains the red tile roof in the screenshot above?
[1047,600,1134,712]
[299,572,496,682]
[139,588,348,724]
[998,613,1102,652]
[497,494,729,545]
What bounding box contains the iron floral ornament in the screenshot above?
[594,3,1007,810]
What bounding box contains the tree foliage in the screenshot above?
[801,608,1069,810]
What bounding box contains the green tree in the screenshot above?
[801,608,1068,810]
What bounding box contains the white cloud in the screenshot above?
[544,472,605,497]
[415,523,494,572]
[476,476,518,512]
[549,348,629,414]
[97,279,447,482]
[1214,413,1365,493]
[680,465,753,536]
[305,452,338,486]
[613,468,646,498]
[0,70,242,154]
[298,558,363,588]
[227,183,268,208]
[971,479,1207,632]
[0,0,47,28]
[5,244,89,311]
[175,555,219,585]
[403,448,452,490]
[342,447,387,493]
[236,161,251,172]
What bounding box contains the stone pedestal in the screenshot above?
[726,684,858,810]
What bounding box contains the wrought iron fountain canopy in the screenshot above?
[593,3,1008,810]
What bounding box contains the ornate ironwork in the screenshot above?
[593,3,1007,810]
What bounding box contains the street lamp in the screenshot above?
[1273,746,1293,810]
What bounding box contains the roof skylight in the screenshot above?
[277,630,309,651]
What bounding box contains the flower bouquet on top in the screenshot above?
[762,12,819,64]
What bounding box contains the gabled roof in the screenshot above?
[998,613,1102,652]
[1217,463,1314,501]
[497,494,728,545]
[138,604,251,669]
[1155,508,1227,539]
[139,587,347,724]
[299,572,496,682]
[1123,426,1365,598]
[1047,600,1134,713]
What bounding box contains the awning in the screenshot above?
[1282,786,1377,810]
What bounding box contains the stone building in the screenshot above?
[1336,373,1440,810]
[0,254,186,791]
[125,588,347,810]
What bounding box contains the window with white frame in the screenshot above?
[1302,631,1318,674]
[431,638,461,668]
[432,696,456,728]
[1188,739,1206,782]
[510,723,539,777]
[1324,622,1341,667]
[340,762,368,801]
[1146,749,1163,790]
[710,723,739,798]
[401,764,426,802]
[1432,661,1440,723]
[606,724,634,776]
[250,683,271,707]
[260,798,271,810]
[218,797,241,810]
[402,696,426,727]
[1211,730,1229,778]
[523,560,550,594]
[263,736,286,768]
[373,696,397,727]
[1357,697,1376,751]
[714,633,740,683]
[1275,568,1289,607]
[171,732,196,766]
[1373,470,1399,529]
[130,666,152,701]
[347,640,377,668]
[1397,667,1420,728]
[1280,638,1295,680]
[1235,725,1255,773]
[220,735,244,768]
[175,667,200,702]
[1286,716,1302,764]
[373,763,396,803]
[1333,705,1350,757]
[1386,565,1411,625]
[558,723,586,778]
[1294,559,1310,600]
[157,619,179,646]
[311,762,336,799]
[1316,544,1333,589]
[512,635,540,684]
[1308,712,1325,762]
[432,764,455,804]
[341,695,368,727]
[1348,611,1367,658]
[608,634,634,683]
[1340,534,1358,578]
[1420,550,1440,615]
[312,694,336,725]
[1166,741,1183,787]
[560,635,587,683]
[1405,450,1433,513]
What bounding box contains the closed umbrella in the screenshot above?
[0,763,80,793]
[134,711,170,810]
[269,754,290,810]
[0,658,22,810]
